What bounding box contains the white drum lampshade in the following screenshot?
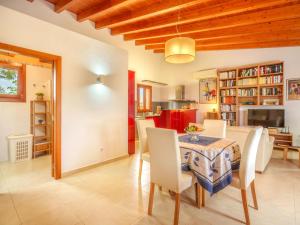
[165,37,196,64]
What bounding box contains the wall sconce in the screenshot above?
[96,75,104,84]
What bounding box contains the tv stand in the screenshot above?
[269,129,300,167]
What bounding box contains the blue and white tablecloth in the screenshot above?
[179,134,241,194]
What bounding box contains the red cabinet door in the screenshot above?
[128,70,135,155]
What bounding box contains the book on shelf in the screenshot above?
[260,87,282,96]
[219,79,236,87]
[220,104,236,112]
[239,67,257,78]
[237,78,257,86]
[220,89,236,96]
[238,88,257,97]
[260,64,283,75]
[220,96,236,104]
[259,75,283,84]
[219,70,236,80]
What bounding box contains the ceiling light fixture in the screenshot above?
[165,2,196,64]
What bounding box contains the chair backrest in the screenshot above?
[239,127,263,189]
[146,127,182,192]
[202,119,226,138]
[136,119,155,157]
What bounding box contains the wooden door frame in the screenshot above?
[0,42,62,179]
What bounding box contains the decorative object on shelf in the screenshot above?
[287,78,300,100]
[262,99,279,105]
[35,92,44,100]
[164,5,195,64]
[38,119,44,124]
[199,78,217,104]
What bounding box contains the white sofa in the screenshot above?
[226,126,274,173]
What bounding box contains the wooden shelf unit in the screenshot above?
[30,100,52,158]
[218,61,284,126]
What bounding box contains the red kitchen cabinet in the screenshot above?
[159,109,196,133]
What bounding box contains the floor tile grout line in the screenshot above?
[9,190,23,225]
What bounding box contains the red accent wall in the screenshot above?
[128,70,135,155]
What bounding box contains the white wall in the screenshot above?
[0,5,128,172]
[0,65,52,161]
[158,48,300,145]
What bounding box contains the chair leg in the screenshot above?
[283,147,288,160]
[201,187,205,207]
[174,193,180,225]
[250,180,258,210]
[195,183,201,208]
[138,159,143,180]
[298,148,300,168]
[148,183,155,215]
[241,189,250,225]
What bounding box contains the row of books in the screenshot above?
[220,89,236,96]
[238,88,257,97]
[221,112,236,121]
[260,64,283,75]
[219,71,236,80]
[220,96,236,104]
[259,75,283,84]
[260,87,282,96]
[220,104,237,112]
[237,78,257,86]
[219,80,236,87]
[239,67,258,77]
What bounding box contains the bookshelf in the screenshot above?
[30,100,52,158]
[218,61,284,126]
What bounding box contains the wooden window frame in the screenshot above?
[137,83,152,113]
[0,62,26,102]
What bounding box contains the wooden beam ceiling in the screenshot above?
[135,19,300,45]
[110,0,299,35]
[55,0,75,13]
[94,0,213,29]
[124,3,300,40]
[39,0,300,52]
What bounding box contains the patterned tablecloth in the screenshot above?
[179,134,241,194]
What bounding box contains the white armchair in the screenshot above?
[226,126,274,173]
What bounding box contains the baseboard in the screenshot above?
[62,154,129,177]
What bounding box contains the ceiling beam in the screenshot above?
[145,30,300,50]
[135,18,300,45]
[95,0,212,29]
[111,0,297,35]
[77,0,137,23]
[153,40,300,53]
[54,0,75,13]
[124,3,300,40]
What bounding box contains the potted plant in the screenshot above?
[35,92,44,100]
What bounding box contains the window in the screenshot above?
[0,63,26,102]
[137,84,152,112]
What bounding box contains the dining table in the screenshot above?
[178,133,241,195]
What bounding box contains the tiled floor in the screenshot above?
[0,155,300,225]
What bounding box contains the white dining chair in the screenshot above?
[146,127,196,225]
[230,127,263,225]
[136,119,155,180]
[200,127,263,225]
[201,119,226,138]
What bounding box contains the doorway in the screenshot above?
[0,42,61,180]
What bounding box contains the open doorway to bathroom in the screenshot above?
[0,43,61,191]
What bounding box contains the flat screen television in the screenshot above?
[248,109,284,128]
